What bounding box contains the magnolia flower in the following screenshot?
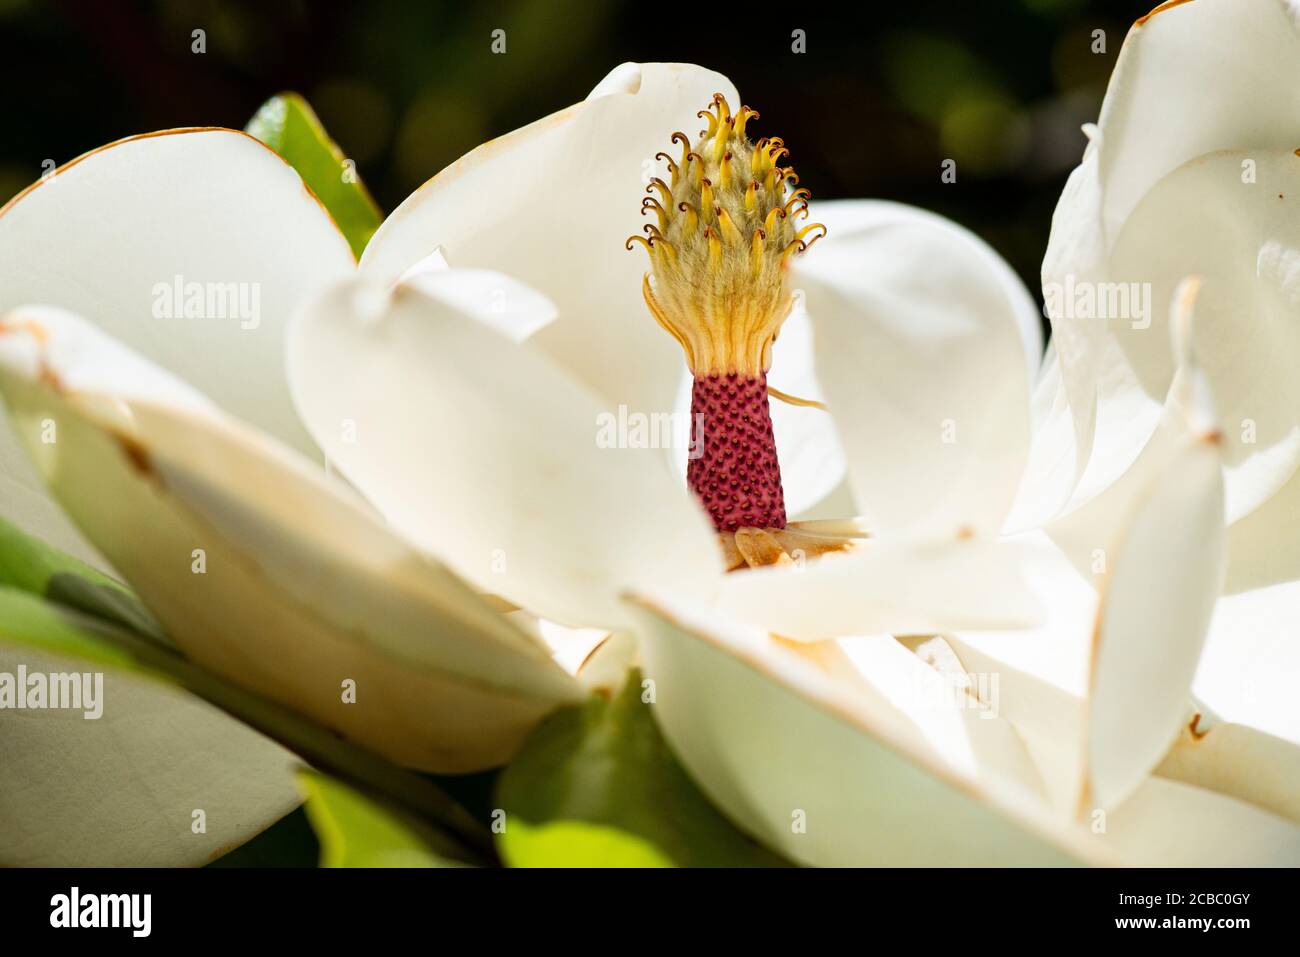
[0,48,1295,867]
[1039,0,1300,827]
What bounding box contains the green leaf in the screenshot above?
[495,670,790,867]
[0,582,494,865]
[299,771,460,868]
[0,516,163,641]
[245,92,383,259]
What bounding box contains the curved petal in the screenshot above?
[287,277,722,631]
[0,642,300,866]
[1044,0,1300,512]
[793,201,1033,539]
[632,588,1298,865]
[0,306,583,773]
[0,128,355,450]
[716,536,1041,641]
[0,128,356,563]
[1101,775,1300,866]
[626,591,1102,867]
[360,63,738,416]
[1098,0,1300,239]
[1104,150,1300,521]
[1192,460,1300,748]
[1156,712,1300,827]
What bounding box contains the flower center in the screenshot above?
[628,93,825,534]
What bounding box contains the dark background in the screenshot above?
[0,0,1146,310]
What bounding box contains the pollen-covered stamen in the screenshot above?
[627,93,827,532]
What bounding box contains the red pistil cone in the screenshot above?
[687,372,786,531]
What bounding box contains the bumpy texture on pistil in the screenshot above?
[629,93,824,532]
[688,372,786,531]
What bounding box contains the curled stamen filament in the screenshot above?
[795,223,827,250]
[749,228,766,273]
[646,177,673,207]
[719,152,734,189]
[734,105,758,138]
[678,201,699,233]
[716,207,742,245]
[654,152,679,186]
[642,197,668,229]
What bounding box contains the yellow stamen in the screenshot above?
[706,226,722,271]
[719,152,734,190]
[642,197,668,230]
[749,228,765,274]
[677,201,699,234]
[734,105,757,139]
[629,94,826,377]
[716,207,741,245]
[647,177,673,208]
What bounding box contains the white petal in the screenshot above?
[0,129,355,566]
[716,536,1042,641]
[1101,776,1300,867]
[1097,0,1300,239]
[1102,150,1300,521]
[950,415,1225,816]
[1004,346,1083,531]
[1193,462,1300,747]
[0,643,299,866]
[287,277,722,630]
[793,201,1033,539]
[1157,713,1300,827]
[402,266,558,343]
[0,128,355,451]
[0,307,583,773]
[814,200,1044,381]
[360,63,738,416]
[1044,0,1300,513]
[1078,426,1224,810]
[626,591,1101,866]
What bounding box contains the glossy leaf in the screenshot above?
[0,515,162,641]
[299,771,458,868]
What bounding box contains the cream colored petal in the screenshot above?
[0,643,301,866]
[287,278,722,631]
[1101,775,1300,867]
[1156,712,1300,827]
[947,401,1224,817]
[632,590,1299,866]
[1004,346,1084,532]
[1097,0,1300,239]
[361,63,738,417]
[716,536,1041,641]
[1192,461,1300,748]
[0,128,355,451]
[0,307,583,774]
[628,592,1104,866]
[1102,151,1300,522]
[0,128,355,567]
[793,201,1032,539]
[1044,0,1300,513]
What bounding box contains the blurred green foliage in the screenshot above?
[0,0,1144,325]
